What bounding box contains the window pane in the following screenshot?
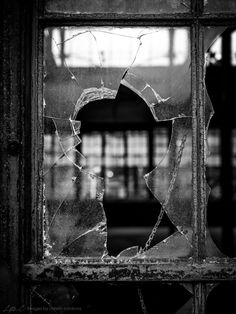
[205,27,236,257]
[43,26,194,259]
[45,0,191,14]
[204,0,236,13]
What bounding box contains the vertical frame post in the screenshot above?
[192,0,207,312]
[31,0,44,262]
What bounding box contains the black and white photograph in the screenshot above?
[1,0,236,312]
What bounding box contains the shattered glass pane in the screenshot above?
[44,26,199,259]
[45,0,191,14]
[140,117,194,258]
[204,0,236,13]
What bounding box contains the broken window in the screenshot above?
[43,25,230,261]
[44,27,201,259]
[3,1,236,312]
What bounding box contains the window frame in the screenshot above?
[2,0,236,310]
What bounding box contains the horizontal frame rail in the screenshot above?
[24,259,236,282]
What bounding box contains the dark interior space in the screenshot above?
[76,85,174,255]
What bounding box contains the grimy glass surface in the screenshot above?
[204,0,236,13]
[45,0,190,14]
[43,26,217,259]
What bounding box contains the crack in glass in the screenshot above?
[43,26,225,260]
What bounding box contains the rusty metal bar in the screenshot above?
[191,22,199,263]
[40,13,194,22]
[193,283,207,314]
[39,18,194,27]
[31,0,44,262]
[23,259,236,282]
[192,21,207,261]
[40,13,236,22]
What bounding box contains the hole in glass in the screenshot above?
[76,84,174,255]
[43,26,194,259]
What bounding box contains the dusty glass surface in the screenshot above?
[43,26,198,259]
[204,0,236,13]
[45,0,191,14]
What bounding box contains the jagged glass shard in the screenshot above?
[45,0,191,14]
[43,117,86,174]
[116,246,139,260]
[61,227,107,257]
[145,117,192,230]
[175,284,193,314]
[204,27,226,127]
[73,87,117,117]
[51,118,82,160]
[204,27,229,258]
[176,299,192,314]
[140,231,192,258]
[182,283,193,294]
[205,91,214,128]
[71,120,81,135]
[122,28,191,121]
[204,27,227,51]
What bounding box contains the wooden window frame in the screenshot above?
[1,0,236,310]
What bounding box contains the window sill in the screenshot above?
[23,257,236,282]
